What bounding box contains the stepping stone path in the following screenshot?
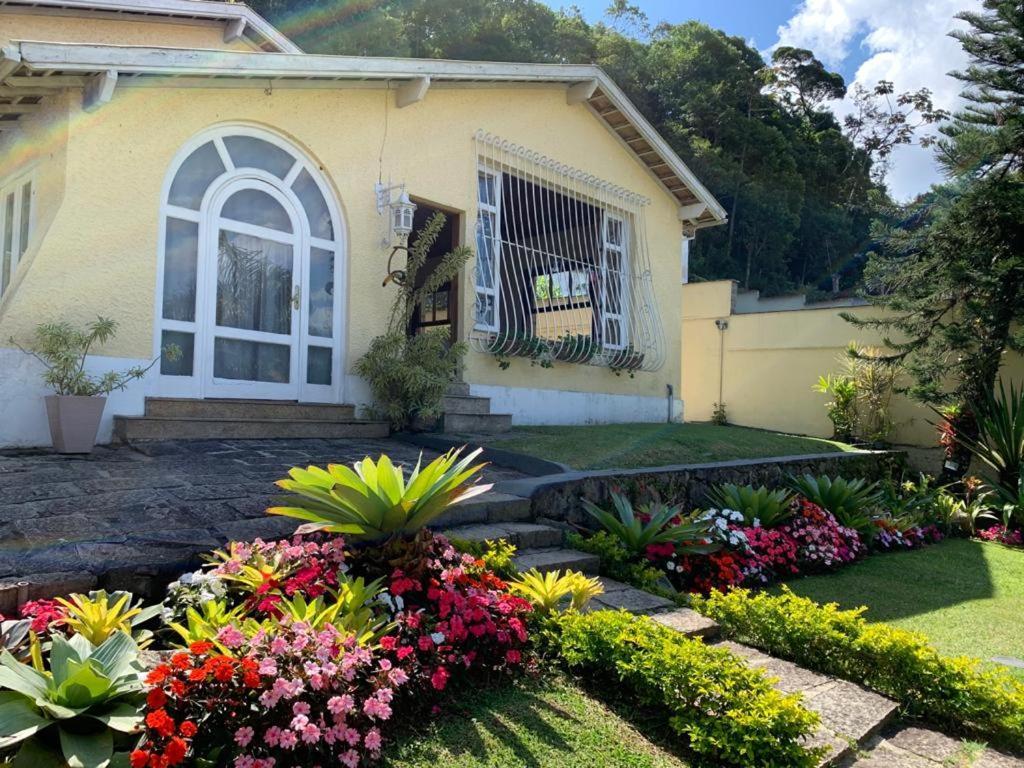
[847,727,1024,768]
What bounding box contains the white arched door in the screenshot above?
[156,128,344,403]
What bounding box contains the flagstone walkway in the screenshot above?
[0,438,524,599]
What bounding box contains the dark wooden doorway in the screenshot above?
[408,201,460,342]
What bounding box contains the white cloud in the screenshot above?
[776,0,981,200]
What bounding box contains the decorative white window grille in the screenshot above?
[471,130,665,372]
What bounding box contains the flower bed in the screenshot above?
[571,474,950,596]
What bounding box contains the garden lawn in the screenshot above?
[471,423,852,470]
[381,674,689,767]
[776,538,1024,678]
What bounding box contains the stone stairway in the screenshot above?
[446,489,901,768]
[114,398,389,442]
[436,382,512,435]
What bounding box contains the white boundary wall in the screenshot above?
[470,383,682,425]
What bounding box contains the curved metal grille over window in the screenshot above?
[470,130,666,373]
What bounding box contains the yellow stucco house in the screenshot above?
[0,0,725,447]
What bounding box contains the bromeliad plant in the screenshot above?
[705,483,795,527]
[55,591,161,649]
[581,492,718,558]
[0,631,145,768]
[509,570,604,615]
[270,448,490,541]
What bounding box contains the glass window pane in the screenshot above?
[606,218,623,246]
[475,294,495,327]
[162,218,199,322]
[160,330,194,376]
[475,214,495,288]
[1,193,14,294]
[478,171,495,206]
[308,247,334,338]
[216,230,293,334]
[168,141,225,209]
[214,337,290,383]
[420,293,434,323]
[291,169,333,240]
[223,136,295,179]
[307,346,332,385]
[220,189,293,232]
[434,289,448,322]
[17,182,30,258]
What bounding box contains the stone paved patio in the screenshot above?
[0,438,524,596]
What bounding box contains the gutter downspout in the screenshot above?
[715,318,728,409]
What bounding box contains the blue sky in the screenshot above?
[538,0,978,200]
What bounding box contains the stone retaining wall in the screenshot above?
[496,451,907,525]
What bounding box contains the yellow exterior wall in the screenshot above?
[0,83,685,400]
[682,280,1024,446]
[0,11,257,50]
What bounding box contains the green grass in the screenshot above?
[471,422,853,470]
[382,674,689,767]
[776,538,1024,678]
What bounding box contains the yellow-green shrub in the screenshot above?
[694,587,1024,752]
[556,610,822,768]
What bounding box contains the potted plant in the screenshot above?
[12,317,175,453]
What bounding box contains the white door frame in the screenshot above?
[153,125,347,404]
[201,176,303,400]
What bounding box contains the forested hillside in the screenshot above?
[246,0,940,294]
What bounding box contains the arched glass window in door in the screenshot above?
[156,127,343,402]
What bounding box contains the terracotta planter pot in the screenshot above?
[44,395,106,454]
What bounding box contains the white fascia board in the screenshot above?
[0,0,302,53]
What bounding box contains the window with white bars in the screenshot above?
[0,172,34,300]
[470,131,665,372]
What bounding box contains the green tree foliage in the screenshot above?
[244,0,887,295]
[844,1,1024,474]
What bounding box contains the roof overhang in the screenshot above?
[0,0,301,53]
[0,40,726,228]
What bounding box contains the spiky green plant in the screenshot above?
[270,448,490,540]
[580,492,718,557]
[0,631,145,767]
[787,474,882,538]
[509,570,604,615]
[956,380,1024,504]
[705,483,795,527]
[55,591,161,649]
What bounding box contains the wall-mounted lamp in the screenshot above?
[375,181,417,287]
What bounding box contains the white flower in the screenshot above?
[430,632,445,644]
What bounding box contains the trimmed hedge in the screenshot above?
[693,587,1024,753]
[556,610,823,768]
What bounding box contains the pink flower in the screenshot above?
[292,701,310,716]
[300,723,321,744]
[328,694,354,716]
[278,730,298,750]
[431,666,449,691]
[216,625,245,649]
[234,726,254,748]
[364,728,382,751]
[263,726,282,747]
[341,749,360,768]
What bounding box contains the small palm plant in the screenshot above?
[270,447,490,540]
[580,492,718,557]
[705,483,795,527]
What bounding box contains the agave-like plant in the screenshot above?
[270,448,491,540]
[0,619,32,664]
[705,483,795,527]
[56,590,162,649]
[509,569,604,615]
[787,474,882,534]
[0,631,145,768]
[956,381,1024,504]
[271,578,392,644]
[168,599,247,652]
[580,492,718,557]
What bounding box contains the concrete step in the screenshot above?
[442,521,563,549]
[440,395,492,415]
[443,412,512,434]
[844,727,1024,768]
[144,398,356,421]
[588,577,677,615]
[711,641,899,767]
[446,381,471,397]
[113,416,389,442]
[432,492,532,527]
[513,547,600,575]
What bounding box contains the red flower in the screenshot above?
[189,641,213,655]
[430,666,449,690]
[178,721,197,738]
[145,709,176,738]
[145,665,171,686]
[129,750,150,768]
[146,688,167,710]
[164,737,188,766]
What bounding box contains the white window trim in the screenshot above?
[154,124,347,403]
[600,212,629,351]
[0,170,36,300]
[473,166,502,333]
